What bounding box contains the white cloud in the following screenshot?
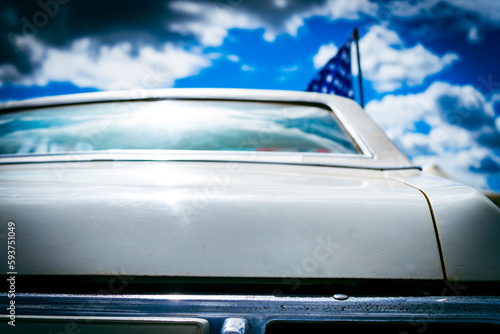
[3,37,211,90]
[366,81,493,140]
[352,26,459,92]
[493,94,500,132]
[273,0,288,9]
[0,64,21,84]
[448,0,500,22]
[168,0,378,46]
[226,55,240,62]
[166,0,499,47]
[388,0,500,22]
[316,0,378,20]
[386,0,500,42]
[365,81,499,191]
[265,0,378,39]
[168,1,264,47]
[313,43,338,69]
[467,26,481,43]
[241,64,254,71]
[311,26,457,93]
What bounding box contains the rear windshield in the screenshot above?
[0,100,360,155]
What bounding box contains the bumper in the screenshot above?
[1,293,499,333]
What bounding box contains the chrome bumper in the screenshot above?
[1,293,499,333]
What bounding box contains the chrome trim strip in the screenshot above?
[0,149,369,161]
[0,150,421,171]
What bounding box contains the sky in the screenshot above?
[1,0,499,193]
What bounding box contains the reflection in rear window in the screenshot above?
[0,100,360,155]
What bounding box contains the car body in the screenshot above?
[0,88,499,333]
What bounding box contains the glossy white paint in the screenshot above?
[1,89,498,283]
[0,161,443,279]
[390,171,500,281]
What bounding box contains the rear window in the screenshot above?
[0,100,360,155]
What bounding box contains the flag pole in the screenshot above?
[353,27,364,108]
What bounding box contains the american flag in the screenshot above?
[306,39,354,99]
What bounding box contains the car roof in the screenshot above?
[0,88,415,170]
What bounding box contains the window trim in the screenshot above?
[0,89,416,170]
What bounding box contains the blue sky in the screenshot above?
[1,0,500,192]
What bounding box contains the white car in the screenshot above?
[1,89,499,333]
